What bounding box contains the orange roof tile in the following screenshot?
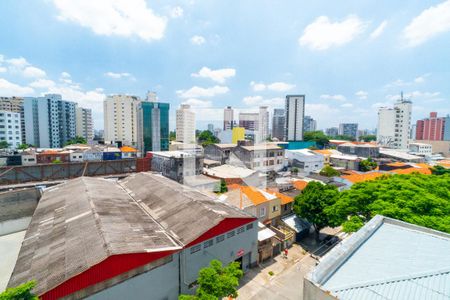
[386,162,407,167]
[266,190,293,205]
[437,160,450,168]
[313,150,332,155]
[293,180,308,191]
[120,146,137,152]
[241,186,270,205]
[390,167,431,175]
[39,150,60,155]
[341,172,386,183]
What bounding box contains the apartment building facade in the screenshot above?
[0,110,22,149]
[76,106,94,142]
[176,104,195,143]
[285,95,305,141]
[377,97,412,149]
[272,108,285,141]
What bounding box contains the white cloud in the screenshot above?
[6,57,28,68]
[242,96,284,107]
[250,81,295,92]
[355,90,368,100]
[176,85,229,98]
[0,67,6,73]
[29,79,56,89]
[190,35,206,45]
[320,94,347,101]
[370,20,388,39]
[104,71,132,79]
[386,91,440,101]
[341,103,353,108]
[0,78,34,96]
[385,74,430,88]
[299,15,368,50]
[61,71,71,78]
[191,67,236,83]
[403,0,450,47]
[52,0,167,41]
[181,98,212,108]
[170,6,183,18]
[23,66,47,78]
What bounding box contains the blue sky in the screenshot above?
[0,0,449,131]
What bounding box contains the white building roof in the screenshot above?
[203,164,256,179]
[380,148,423,160]
[308,215,450,300]
[151,150,193,158]
[258,227,276,241]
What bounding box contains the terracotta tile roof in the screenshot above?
[341,172,386,183]
[120,146,137,152]
[240,186,272,205]
[313,150,332,155]
[390,167,431,175]
[386,162,407,167]
[293,180,309,191]
[266,190,293,205]
[437,160,450,168]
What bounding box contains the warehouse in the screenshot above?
[7,172,258,300]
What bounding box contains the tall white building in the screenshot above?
[104,95,141,146]
[76,106,94,143]
[24,94,76,148]
[285,95,305,141]
[0,97,25,142]
[377,95,412,149]
[257,106,269,142]
[176,104,196,143]
[304,115,317,132]
[0,110,22,149]
[223,106,234,130]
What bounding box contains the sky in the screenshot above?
[0,0,449,131]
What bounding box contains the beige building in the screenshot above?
[76,106,94,142]
[176,104,196,143]
[104,95,141,146]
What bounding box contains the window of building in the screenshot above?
[216,235,225,243]
[203,239,213,249]
[272,205,278,212]
[246,223,253,230]
[260,207,266,217]
[227,230,235,238]
[190,244,201,254]
[237,226,245,234]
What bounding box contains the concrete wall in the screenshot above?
[87,255,179,300]
[303,278,337,300]
[181,220,258,295]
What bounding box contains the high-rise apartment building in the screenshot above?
[0,96,26,143]
[415,112,448,141]
[76,106,94,143]
[207,124,214,132]
[377,95,412,149]
[257,106,269,142]
[176,104,195,143]
[24,94,76,148]
[285,95,305,141]
[272,108,285,141]
[325,127,339,137]
[223,106,234,130]
[0,110,22,149]
[138,101,170,153]
[304,116,317,132]
[239,112,259,131]
[103,95,140,146]
[339,123,358,139]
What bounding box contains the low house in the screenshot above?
[330,153,361,170]
[102,146,122,161]
[36,150,70,164]
[265,189,294,217]
[203,164,263,186]
[232,141,285,173]
[68,150,84,162]
[204,143,236,164]
[285,149,324,173]
[120,146,138,159]
[337,142,380,158]
[21,151,37,165]
[257,222,278,263]
[304,215,450,300]
[150,151,203,183]
[183,174,220,192]
[281,214,311,242]
[83,147,103,161]
[379,148,424,163]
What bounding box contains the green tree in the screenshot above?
[359,157,377,172]
[291,167,299,174]
[319,165,340,177]
[170,131,176,141]
[359,134,376,142]
[198,130,220,146]
[0,141,10,149]
[430,165,450,175]
[326,173,450,233]
[303,131,329,148]
[332,134,356,142]
[294,182,339,240]
[0,280,38,300]
[179,260,243,300]
[215,179,228,193]
[18,143,30,150]
[65,136,87,146]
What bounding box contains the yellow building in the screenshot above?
[232,127,245,143]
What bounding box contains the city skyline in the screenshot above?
[0,1,449,131]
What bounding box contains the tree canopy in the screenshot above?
[359,134,376,142]
[431,165,450,175]
[331,134,356,142]
[0,141,10,149]
[169,131,176,141]
[303,131,329,148]
[179,260,243,300]
[327,173,450,233]
[65,136,87,146]
[319,165,340,177]
[197,130,220,146]
[294,182,339,239]
[0,280,38,300]
[359,157,377,172]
